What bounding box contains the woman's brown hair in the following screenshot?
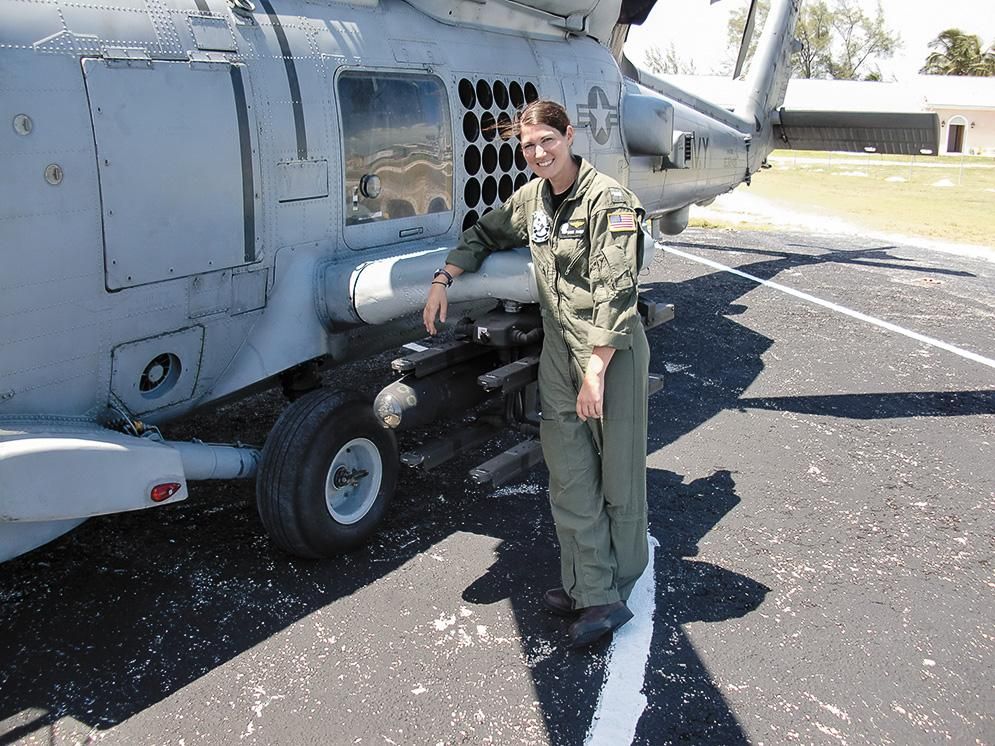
[497,99,572,139]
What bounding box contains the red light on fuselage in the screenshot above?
[150,482,181,502]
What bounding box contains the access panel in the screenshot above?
[83,58,258,289]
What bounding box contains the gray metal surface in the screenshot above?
[324,437,383,524]
[0,417,189,553]
[110,327,204,415]
[0,0,794,424]
[169,440,260,481]
[622,93,675,156]
[84,58,256,289]
[775,110,942,155]
[344,246,540,325]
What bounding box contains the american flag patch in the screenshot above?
[607,210,636,233]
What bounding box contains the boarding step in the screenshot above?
[400,422,498,471]
[648,373,664,396]
[469,439,545,487]
[477,355,540,393]
[638,296,675,330]
[391,340,493,378]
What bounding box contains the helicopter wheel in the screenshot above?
[256,388,398,558]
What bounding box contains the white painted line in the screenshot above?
[585,534,659,746]
[663,244,995,370]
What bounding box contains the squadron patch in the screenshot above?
[609,188,627,204]
[607,209,637,233]
[530,210,551,243]
[558,219,586,238]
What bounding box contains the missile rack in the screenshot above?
[375,295,673,488]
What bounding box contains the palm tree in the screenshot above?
[920,28,995,76]
[978,46,995,76]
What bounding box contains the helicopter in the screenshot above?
[0,0,938,562]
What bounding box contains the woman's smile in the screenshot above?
[519,122,578,193]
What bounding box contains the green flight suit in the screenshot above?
[447,157,649,608]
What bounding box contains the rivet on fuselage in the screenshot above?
[44,164,64,186]
[13,114,32,136]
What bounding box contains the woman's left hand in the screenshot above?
[577,346,615,421]
[576,372,605,421]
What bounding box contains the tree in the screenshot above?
[726,0,900,80]
[793,1,833,78]
[643,43,698,75]
[920,28,995,76]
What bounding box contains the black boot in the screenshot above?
[542,587,577,616]
[567,601,633,648]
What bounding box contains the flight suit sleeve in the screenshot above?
[445,197,527,273]
[583,196,644,349]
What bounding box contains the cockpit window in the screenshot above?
[338,72,453,228]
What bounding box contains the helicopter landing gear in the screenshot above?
[256,388,398,558]
[279,359,323,401]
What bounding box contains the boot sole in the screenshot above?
[568,606,634,648]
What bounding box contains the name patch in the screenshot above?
[609,187,627,204]
[558,219,586,238]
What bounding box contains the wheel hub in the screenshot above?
[324,438,383,525]
[332,466,369,489]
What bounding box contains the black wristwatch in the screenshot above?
[433,268,454,287]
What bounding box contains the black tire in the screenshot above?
[256,388,398,558]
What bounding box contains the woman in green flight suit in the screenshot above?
[423,100,650,648]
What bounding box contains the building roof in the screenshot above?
[657,74,995,112]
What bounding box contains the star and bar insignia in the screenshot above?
[607,209,636,233]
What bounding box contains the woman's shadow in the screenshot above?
[461,467,769,745]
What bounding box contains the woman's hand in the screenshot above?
[423,282,449,336]
[423,264,464,335]
[576,372,605,421]
[577,346,615,421]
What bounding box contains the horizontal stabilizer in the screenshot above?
[775,110,940,155]
[405,0,620,41]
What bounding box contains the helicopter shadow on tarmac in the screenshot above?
[1,235,988,745]
[0,441,764,744]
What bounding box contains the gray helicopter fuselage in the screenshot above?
[1,0,771,427]
[1,0,815,562]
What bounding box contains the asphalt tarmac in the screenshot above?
[1,228,993,745]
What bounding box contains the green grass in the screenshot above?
[688,216,780,231]
[775,149,995,165]
[745,150,995,245]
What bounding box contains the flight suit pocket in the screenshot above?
[540,415,599,493]
[591,244,634,302]
[555,237,588,276]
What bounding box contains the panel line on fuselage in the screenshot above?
[230,65,256,262]
[257,0,309,160]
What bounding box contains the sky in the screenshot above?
[624,0,995,82]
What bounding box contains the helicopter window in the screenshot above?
[339,71,453,229]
